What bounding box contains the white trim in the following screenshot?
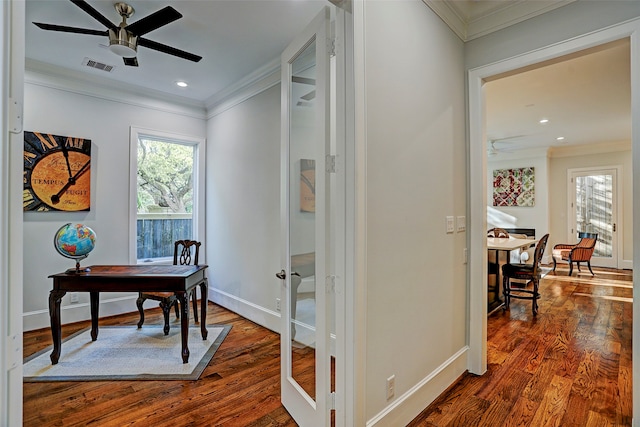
[205,58,281,118]
[23,295,138,332]
[25,59,206,119]
[209,287,281,333]
[566,165,622,269]
[2,1,25,426]
[128,127,206,265]
[468,19,640,379]
[366,346,468,427]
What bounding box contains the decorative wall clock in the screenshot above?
[23,131,91,212]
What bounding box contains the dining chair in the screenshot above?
[487,227,509,238]
[502,233,549,315]
[136,240,201,335]
[552,232,598,276]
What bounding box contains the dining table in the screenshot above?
[487,236,536,313]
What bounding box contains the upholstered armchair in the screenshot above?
[552,232,598,276]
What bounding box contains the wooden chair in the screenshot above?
[502,233,549,315]
[487,227,509,238]
[136,240,201,335]
[552,232,598,276]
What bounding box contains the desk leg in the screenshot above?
[90,291,99,341]
[177,292,190,363]
[200,280,208,340]
[49,290,66,364]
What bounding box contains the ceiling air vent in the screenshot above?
[82,57,115,72]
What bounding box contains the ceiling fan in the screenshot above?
[487,135,525,156]
[33,0,202,67]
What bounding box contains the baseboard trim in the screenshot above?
[23,294,139,332]
[209,287,281,334]
[366,346,469,427]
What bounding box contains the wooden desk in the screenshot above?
[48,264,209,364]
[487,237,536,313]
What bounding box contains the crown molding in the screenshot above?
[204,57,281,118]
[25,58,207,120]
[423,0,575,42]
[422,0,467,40]
[548,140,631,158]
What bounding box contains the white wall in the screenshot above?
[548,145,633,266]
[205,83,282,332]
[361,1,467,424]
[22,72,206,331]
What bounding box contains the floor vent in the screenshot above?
[82,57,115,72]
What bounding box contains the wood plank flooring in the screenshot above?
[23,303,300,427]
[409,266,633,427]
[24,266,632,426]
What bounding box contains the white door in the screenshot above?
[278,7,332,425]
[568,167,621,268]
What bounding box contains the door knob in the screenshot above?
[276,270,286,280]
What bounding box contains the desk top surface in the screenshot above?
[487,237,536,251]
[49,264,208,279]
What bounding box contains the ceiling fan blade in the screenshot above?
[70,0,117,31]
[125,6,182,36]
[33,22,108,36]
[123,57,139,67]
[138,38,202,62]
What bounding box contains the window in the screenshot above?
[129,127,205,264]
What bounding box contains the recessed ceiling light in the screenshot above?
[539,119,549,124]
[176,81,188,88]
[556,136,565,141]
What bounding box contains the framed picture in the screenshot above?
[493,167,534,207]
[300,159,315,212]
[23,131,91,212]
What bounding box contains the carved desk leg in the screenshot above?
[177,292,190,363]
[49,289,66,364]
[200,279,208,340]
[90,291,99,341]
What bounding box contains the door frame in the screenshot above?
[1,1,25,426]
[567,165,622,269]
[467,18,640,385]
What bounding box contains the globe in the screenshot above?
[53,223,96,273]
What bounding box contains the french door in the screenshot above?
[279,7,332,425]
[568,167,621,268]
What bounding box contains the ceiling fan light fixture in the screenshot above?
[108,28,137,57]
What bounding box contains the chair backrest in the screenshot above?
[532,234,550,275]
[174,240,201,266]
[487,227,509,238]
[577,232,598,248]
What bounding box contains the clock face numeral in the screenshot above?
[23,131,92,212]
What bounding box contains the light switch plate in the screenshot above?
[446,216,455,233]
[457,216,466,232]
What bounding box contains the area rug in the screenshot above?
[23,325,231,382]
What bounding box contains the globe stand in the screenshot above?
[67,260,91,274]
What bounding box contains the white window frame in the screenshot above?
[129,126,206,265]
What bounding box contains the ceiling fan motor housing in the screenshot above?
[108,27,138,58]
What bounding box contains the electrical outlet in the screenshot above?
[70,292,79,304]
[276,298,281,312]
[386,375,395,400]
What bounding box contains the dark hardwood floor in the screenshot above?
[23,303,299,426]
[24,266,632,426]
[409,266,633,427]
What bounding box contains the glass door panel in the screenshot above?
[279,7,330,426]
